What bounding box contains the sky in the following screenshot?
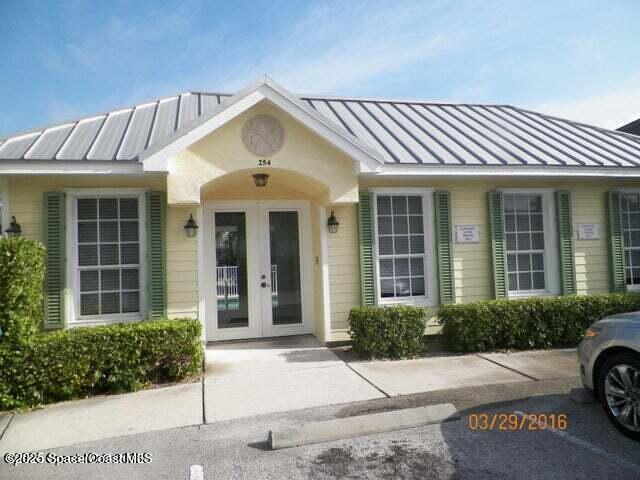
[1,0,639,137]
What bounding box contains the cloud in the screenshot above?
[41,9,194,78]
[45,98,86,125]
[202,0,464,94]
[16,0,639,138]
[531,73,640,129]
[268,3,446,92]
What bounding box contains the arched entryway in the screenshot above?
[198,169,329,342]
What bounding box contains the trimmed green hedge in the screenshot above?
[348,305,425,359]
[439,293,640,353]
[0,237,45,342]
[0,319,203,410]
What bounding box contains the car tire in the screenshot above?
[597,353,640,441]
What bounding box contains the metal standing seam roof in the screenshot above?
[2,90,640,169]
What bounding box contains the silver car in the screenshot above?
[578,312,640,440]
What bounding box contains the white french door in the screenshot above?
[202,200,313,341]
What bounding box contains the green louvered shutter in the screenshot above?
[607,190,626,292]
[434,191,455,304]
[43,192,66,330]
[358,191,377,305]
[488,191,508,298]
[146,191,167,319]
[555,190,577,295]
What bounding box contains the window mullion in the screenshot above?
[376,194,427,301]
[77,196,141,319]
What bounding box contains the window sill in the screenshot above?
[68,315,144,328]
[507,290,558,299]
[378,297,437,307]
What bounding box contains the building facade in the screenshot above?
[1,77,640,343]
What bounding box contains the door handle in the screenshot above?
[261,282,271,288]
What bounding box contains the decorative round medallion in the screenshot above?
[241,115,285,157]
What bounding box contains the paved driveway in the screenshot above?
[203,336,385,422]
[6,378,640,480]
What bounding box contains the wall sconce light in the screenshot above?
[252,173,269,187]
[184,214,198,238]
[5,216,21,237]
[327,211,339,234]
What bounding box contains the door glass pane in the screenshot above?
[269,211,302,325]
[215,212,248,329]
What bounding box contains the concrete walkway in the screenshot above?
[203,335,385,422]
[478,349,578,380]
[347,348,578,397]
[0,382,202,454]
[0,337,578,453]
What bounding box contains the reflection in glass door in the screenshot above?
[215,212,249,329]
[267,211,302,325]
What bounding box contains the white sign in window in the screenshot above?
[455,225,480,243]
[577,223,599,241]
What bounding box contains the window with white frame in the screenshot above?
[621,193,640,287]
[504,193,548,293]
[375,194,430,301]
[75,196,143,318]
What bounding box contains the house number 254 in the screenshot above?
[258,159,271,166]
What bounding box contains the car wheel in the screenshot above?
[598,353,640,441]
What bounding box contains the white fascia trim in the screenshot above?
[140,76,385,173]
[196,205,206,342]
[371,165,640,178]
[0,161,147,175]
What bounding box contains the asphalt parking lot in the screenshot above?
[2,377,639,480]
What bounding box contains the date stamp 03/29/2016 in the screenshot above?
[468,413,568,432]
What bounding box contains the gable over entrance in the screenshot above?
[165,100,367,204]
[141,76,384,205]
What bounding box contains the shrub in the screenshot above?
[348,305,425,359]
[439,293,640,353]
[0,237,45,342]
[0,319,203,410]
